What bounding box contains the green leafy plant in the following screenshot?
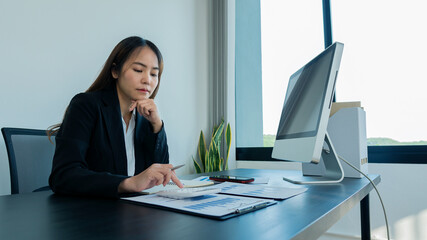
[193,119,231,173]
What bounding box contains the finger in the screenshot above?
[159,165,177,186]
[163,172,172,186]
[139,103,151,116]
[156,178,164,186]
[149,164,173,176]
[140,106,153,119]
[149,163,164,169]
[129,101,137,112]
[151,163,173,171]
[171,174,184,188]
[132,100,147,116]
[136,104,145,117]
[135,99,152,108]
[152,172,164,186]
[139,100,156,113]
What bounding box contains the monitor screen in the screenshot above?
[272,42,344,164]
[276,45,335,140]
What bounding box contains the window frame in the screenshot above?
[235,0,427,164]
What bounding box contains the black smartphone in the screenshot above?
[209,175,254,183]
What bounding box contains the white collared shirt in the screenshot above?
[121,110,136,176]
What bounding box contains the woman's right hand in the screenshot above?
[129,99,163,133]
[118,163,184,193]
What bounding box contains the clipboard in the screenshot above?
[122,193,276,220]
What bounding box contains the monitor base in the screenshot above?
[283,133,344,184]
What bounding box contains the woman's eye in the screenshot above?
[151,73,158,77]
[134,69,143,73]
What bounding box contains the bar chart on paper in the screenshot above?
[184,196,240,211]
[122,193,275,218]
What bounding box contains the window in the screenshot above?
[331,0,427,146]
[261,0,324,147]
[235,0,325,148]
[235,0,427,163]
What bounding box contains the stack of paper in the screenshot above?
[123,177,307,219]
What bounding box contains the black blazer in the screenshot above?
[49,85,169,198]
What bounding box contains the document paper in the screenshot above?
[141,180,214,194]
[218,182,307,200]
[122,193,275,218]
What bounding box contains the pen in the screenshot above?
[235,202,272,214]
[171,164,185,171]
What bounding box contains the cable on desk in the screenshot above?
[338,155,390,240]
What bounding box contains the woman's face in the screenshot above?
[114,46,159,103]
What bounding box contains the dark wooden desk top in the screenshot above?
[0,169,380,240]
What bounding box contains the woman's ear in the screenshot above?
[111,63,119,79]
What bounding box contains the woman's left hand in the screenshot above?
[129,99,162,133]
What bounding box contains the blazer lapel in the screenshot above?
[100,86,128,175]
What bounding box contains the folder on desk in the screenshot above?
[122,193,276,220]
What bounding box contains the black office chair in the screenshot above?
[1,127,55,194]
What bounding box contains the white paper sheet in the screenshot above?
[122,193,275,218]
[218,182,307,200]
[142,180,214,194]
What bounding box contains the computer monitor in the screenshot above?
[272,42,344,184]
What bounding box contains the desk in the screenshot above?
[0,169,379,240]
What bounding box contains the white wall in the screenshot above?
[0,0,211,195]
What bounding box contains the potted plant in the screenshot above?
[193,119,231,173]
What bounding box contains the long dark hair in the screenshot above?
[47,36,164,139]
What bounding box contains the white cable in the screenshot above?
[338,155,390,240]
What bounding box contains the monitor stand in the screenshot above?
[283,133,344,184]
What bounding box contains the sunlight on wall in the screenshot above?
[372,225,387,240]
[395,215,416,240]
[418,209,427,240]
[373,209,427,240]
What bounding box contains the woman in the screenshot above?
[48,36,183,198]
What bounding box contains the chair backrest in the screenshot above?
[1,127,55,194]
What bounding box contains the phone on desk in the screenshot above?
[209,175,254,183]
